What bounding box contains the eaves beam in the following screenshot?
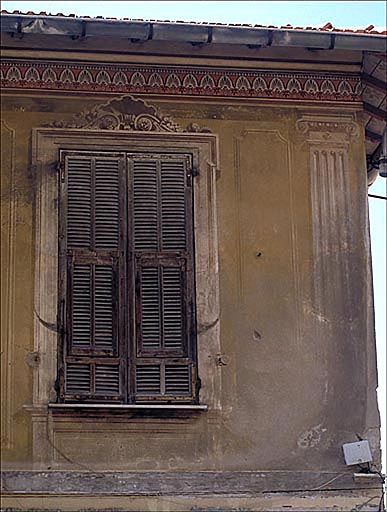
[365,128,383,141]
[361,72,387,93]
[363,102,387,121]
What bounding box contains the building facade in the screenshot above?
[1,12,386,511]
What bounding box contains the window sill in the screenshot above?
[48,403,208,412]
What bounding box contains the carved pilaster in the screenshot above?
[33,153,58,407]
[311,148,353,318]
[24,405,52,467]
[297,115,359,320]
[296,114,380,449]
[0,120,16,450]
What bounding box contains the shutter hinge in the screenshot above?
[195,376,202,395]
[58,299,65,335]
[57,160,65,182]
[56,367,65,400]
[190,167,199,178]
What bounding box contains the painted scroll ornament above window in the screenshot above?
[46,95,211,133]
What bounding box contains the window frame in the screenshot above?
[31,128,220,413]
[58,148,198,404]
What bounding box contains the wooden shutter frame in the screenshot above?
[128,152,198,403]
[58,151,127,403]
[66,251,119,357]
[57,147,201,405]
[134,256,188,358]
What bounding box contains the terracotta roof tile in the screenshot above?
[1,9,386,35]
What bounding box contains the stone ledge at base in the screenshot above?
[1,470,382,494]
[1,470,384,511]
[0,491,383,512]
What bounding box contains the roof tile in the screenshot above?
[1,9,386,35]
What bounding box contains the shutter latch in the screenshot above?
[187,167,199,186]
[56,367,65,400]
[57,160,65,182]
[187,167,198,186]
[58,298,65,335]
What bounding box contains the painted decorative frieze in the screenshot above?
[1,60,362,102]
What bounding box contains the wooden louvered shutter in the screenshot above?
[59,152,126,402]
[129,153,197,402]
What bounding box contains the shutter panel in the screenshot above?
[60,152,125,402]
[163,266,184,350]
[133,160,158,252]
[68,261,118,353]
[71,264,92,349]
[136,259,186,355]
[95,364,120,395]
[67,158,92,249]
[160,159,187,251]
[165,364,191,395]
[130,153,196,402]
[66,363,91,394]
[139,265,185,351]
[95,158,120,249]
[136,365,161,395]
[135,362,193,399]
[140,267,162,349]
[94,265,115,351]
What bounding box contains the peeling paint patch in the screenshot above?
[25,351,41,368]
[303,304,330,324]
[216,353,230,366]
[23,19,68,35]
[298,424,327,449]
[192,508,251,512]
[253,330,262,342]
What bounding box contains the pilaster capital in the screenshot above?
[23,404,48,417]
[296,114,360,144]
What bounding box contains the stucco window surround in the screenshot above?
[30,122,220,431]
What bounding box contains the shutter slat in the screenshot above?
[67,158,91,249]
[136,365,161,394]
[161,160,187,251]
[133,161,158,251]
[72,264,92,348]
[140,267,161,349]
[163,267,183,350]
[95,158,120,250]
[94,265,115,351]
[65,363,91,394]
[165,365,191,395]
[95,364,120,395]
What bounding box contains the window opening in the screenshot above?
[58,150,197,404]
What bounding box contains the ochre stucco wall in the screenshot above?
[1,90,379,475]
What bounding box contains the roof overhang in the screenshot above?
[1,13,386,52]
[1,13,386,179]
[362,51,387,183]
